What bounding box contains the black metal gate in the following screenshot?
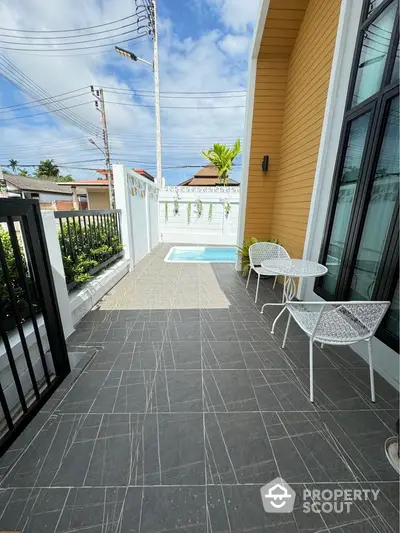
[0,199,70,455]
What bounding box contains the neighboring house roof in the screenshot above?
[95,168,156,182]
[133,169,155,182]
[73,180,109,186]
[178,165,240,186]
[194,164,220,177]
[3,173,73,195]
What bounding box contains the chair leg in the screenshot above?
[246,267,252,289]
[367,340,375,402]
[282,276,287,303]
[282,314,291,348]
[273,276,277,290]
[255,273,260,303]
[271,306,286,334]
[309,339,314,403]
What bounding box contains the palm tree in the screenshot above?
[8,159,18,173]
[201,139,241,185]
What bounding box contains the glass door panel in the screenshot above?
[391,39,399,83]
[381,278,399,338]
[352,2,397,107]
[349,96,399,299]
[321,112,372,297]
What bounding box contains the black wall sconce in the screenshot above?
[262,155,269,172]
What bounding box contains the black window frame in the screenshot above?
[315,0,399,352]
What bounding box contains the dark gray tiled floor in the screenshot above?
[0,245,399,532]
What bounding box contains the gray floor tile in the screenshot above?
[205,412,279,484]
[1,245,398,533]
[204,369,259,412]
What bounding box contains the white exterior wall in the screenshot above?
[301,0,399,390]
[159,186,240,245]
[114,164,160,268]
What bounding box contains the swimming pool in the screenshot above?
[165,246,237,263]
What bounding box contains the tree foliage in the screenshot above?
[202,139,241,185]
[34,159,74,182]
[8,159,18,172]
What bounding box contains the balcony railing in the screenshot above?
[54,209,123,291]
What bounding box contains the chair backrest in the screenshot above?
[310,301,391,341]
[248,242,290,267]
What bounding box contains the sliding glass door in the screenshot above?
[316,0,399,351]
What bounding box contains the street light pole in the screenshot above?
[114,0,162,184]
[151,0,162,185]
[91,87,114,208]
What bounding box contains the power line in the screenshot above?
[2,36,148,57]
[0,85,89,111]
[0,33,149,52]
[0,54,100,135]
[0,14,139,33]
[0,90,90,112]
[0,21,142,40]
[0,101,92,121]
[102,86,247,95]
[107,101,246,109]
[0,24,143,47]
[105,90,247,99]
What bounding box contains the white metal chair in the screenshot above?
[272,301,390,403]
[246,242,290,303]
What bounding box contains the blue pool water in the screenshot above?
[166,246,237,263]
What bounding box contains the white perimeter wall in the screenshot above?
[114,164,160,267]
[159,186,240,245]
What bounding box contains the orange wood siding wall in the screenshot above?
[244,56,289,239]
[244,0,341,258]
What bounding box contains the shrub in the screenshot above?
[237,237,279,277]
[58,217,123,286]
[0,225,40,327]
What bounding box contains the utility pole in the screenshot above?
[151,0,162,184]
[91,86,114,208]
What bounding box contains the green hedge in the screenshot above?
[58,217,123,286]
[0,225,40,328]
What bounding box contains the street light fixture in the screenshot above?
[88,138,105,157]
[115,46,152,67]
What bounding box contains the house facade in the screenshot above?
[238,0,399,386]
[1,172,87,210]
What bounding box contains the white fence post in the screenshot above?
[41,211,74,338]
[114,164,160,268]
[114,164,134,268]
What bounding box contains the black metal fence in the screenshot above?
[0,199,70,455]
[54,209,123,291]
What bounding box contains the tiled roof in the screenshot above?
[193,164,220,177]
[3,173,73,195]
[178,176,240,186]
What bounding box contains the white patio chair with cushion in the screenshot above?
[246,242,290,303]
[273,301,390,403]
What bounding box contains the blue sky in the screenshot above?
[0,0,259,184]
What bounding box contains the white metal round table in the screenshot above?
[260,258,328,314]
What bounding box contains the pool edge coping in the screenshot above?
[164,245,237,263]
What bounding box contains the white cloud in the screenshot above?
[206,0,261,32]
[219,34,251,56]
[0,0,250,184]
